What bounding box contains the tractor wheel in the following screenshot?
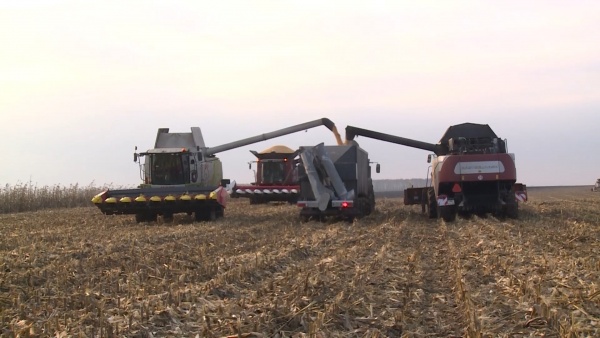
[195,207,219,222]
[366,181,375,215]
[135,213,146,223]
[194,209,207,222]
[438,205,457,222]
[505,193,519,219]
[427,188,437,219]
[216,207,224,218]
[162,213,174,223]
[136,212,157,223]
[356,196,369,218]
[208,208,217,221]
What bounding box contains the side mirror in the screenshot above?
[133,153,138,162]
[248,162,252,170]
[427,154,432,163]
[376,163,381,173]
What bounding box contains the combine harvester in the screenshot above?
[345,123,527,221]
[296,142,380,221]
[230,121,343,204]
[92,118,343,222]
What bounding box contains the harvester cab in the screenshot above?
[231,145,300,204]
[134,127,225,188]
[346,123,527,221]
[92,118,343,222]
[230,121,344,204]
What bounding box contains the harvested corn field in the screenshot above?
[0,187,599,337]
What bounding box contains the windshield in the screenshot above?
[261,161,285,184]
[151,153,187,185]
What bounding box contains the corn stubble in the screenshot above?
[0,188,598,337]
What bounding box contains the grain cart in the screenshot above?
[230,123,343,204]
[346,123,527,221]
[91,118,342,222]
[296,142,379,221]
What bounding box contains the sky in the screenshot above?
[1,0,599,188]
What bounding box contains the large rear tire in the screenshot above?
[427,188,437,219]
[505,193,519,219]
[366,180,375,215]
[438,205,457,222]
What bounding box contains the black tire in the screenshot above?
[194,209,206,222]
[162,213,174,223]
[147,213,157,222]
[136,212,157,223]
[367,180,375,215]
[505,193,519,219]
[135,213,146,223]
[208,208,217,221]
[427,188,437,219]
[356,196,369,218]
[195,208,218,222]
[439,205,457,222]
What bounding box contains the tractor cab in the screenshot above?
[137,148,196,186]
[132,127,219,188]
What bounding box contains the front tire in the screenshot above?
[195,208,218,222]
[135,212,157,223]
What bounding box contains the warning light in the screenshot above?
[341,201,349,208]
[452,183,462,193]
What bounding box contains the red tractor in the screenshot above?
[346,123,527,221]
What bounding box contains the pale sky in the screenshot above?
[1,0,599,188]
